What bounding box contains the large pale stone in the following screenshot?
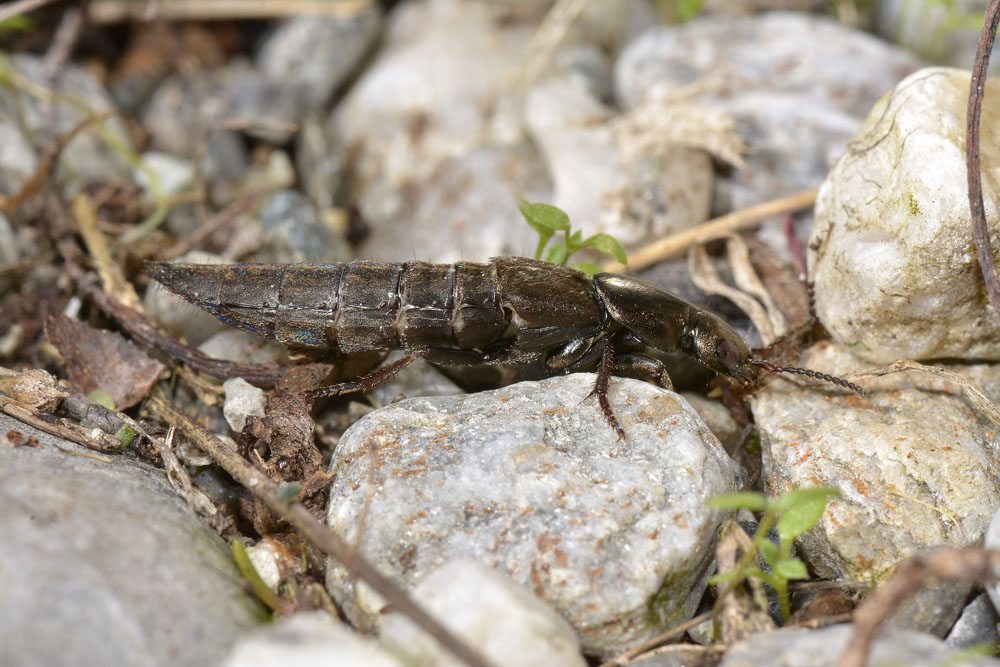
[809,67,1000,363]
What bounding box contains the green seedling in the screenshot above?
[519,200,627,276]
[707,486,841,623]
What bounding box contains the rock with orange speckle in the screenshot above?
[753,340,1000,635]
[325,373,738,658]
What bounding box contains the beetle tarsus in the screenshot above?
[585,337,625,440]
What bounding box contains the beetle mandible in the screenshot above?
[145,257,860,438]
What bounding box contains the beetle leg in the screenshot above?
[516,325,602,353]
[304,346,500,402]
[303,348,429,401]
[613,353,674,391]
[544,336,597,372]
[584,336,625,440]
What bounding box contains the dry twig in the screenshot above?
[147,393,494,667]
[88,0,374,22]
[839,547,1000,667]
[602,188,818,273]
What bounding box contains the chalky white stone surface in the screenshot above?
[809,67,1000,363]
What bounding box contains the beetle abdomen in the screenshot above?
[145,260,514,352]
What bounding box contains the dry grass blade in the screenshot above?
[73,193,143,309]
[845,359,1000,428]
[602,188,818,273]
[688,242,778,345]
[595,610,714,667]
[722,235,787,338]
[147,393,496,667]
[87,0,374,22]
[516,0,586,92]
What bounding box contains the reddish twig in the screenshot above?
[967,0,1000,315]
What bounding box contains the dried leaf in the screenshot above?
[689,242,777,344]
[714,519,776,642]
[612,83,748,169]
[46,315,164,410]
[0,368,67,412]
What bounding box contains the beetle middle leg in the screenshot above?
[547,331,673,439]
[303,347,492,402]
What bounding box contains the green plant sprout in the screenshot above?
[707,486,841,623]
[519,200,627,276]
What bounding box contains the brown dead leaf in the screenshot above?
[46,315,164,409]
[714,519,776,642]
[0,368,67,412]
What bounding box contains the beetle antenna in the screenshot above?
[751,359,863,394]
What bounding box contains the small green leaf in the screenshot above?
[676,0,705,22]
[544,244,568,265]
[778,487,840,512]
[232,539,289,615]
[89,388,116,410]
[573,262,603,276]
[758,540,779,567]
[708,568,743,585]
[114,425,135,451]
[776,499,827,540]
[0,15,35,33]
[774,558,809,580]
[707,491,767,512]
[568,229,584,246]
[519,201,571,232]
[580,233,627,264]
[742,567,770,581]
[777,490,839,540]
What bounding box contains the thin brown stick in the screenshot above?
[839,547,1000,667]
[596,610,713,667]
[162,191,263,261]
[967,0,1000,315]
[147,393,494,667]
[0,395,123,452]
[602,188,818,273]
[1,108,119,213]
[88,0,373,22]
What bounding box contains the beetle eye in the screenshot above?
[717,340,741,371]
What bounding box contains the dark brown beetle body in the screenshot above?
[145,257,858,437]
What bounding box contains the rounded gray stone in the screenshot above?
[754,341,1000,633]
[0,412,263,666]
[326,374,737,657]
[719,624,1000,667]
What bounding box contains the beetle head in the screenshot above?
[684,310,756,383]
